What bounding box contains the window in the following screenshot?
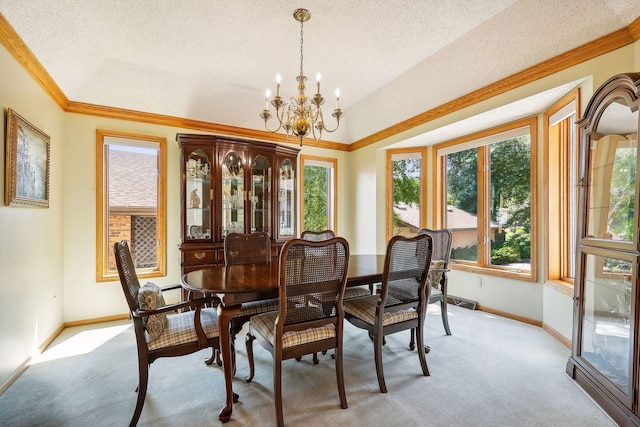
[387,149,427,239]
[435,118,537,280]
[300,155,337,232]
[96,130,166,281]
[545,89,579,288]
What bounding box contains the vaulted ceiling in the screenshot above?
[1,1,640,149]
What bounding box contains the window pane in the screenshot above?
[489,136,531,272]
[446,149,478,262]
[97,131,165,282]
[391,155,421,237]
[303,165,329,231]
[107,143,159,272]
[566,115,577,279]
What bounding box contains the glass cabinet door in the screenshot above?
[221,151,245,237]
[586,101,638,245]
[579,251,634,397]
[279,158,295,237]
[250,155,271,234]
[185,149,211,240]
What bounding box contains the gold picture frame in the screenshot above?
[5,108,50,208]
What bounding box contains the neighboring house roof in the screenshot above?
[108,148,157,208]
[393,202,420,228]
[445,205,478,230]
[446,205,499,229]
[394,203,499,230]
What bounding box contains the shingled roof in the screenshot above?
[108,147,157,209]
[394,203,499,230]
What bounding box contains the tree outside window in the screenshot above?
[301,156,336,233]
[387,149,426,239]
[437,118,536,279]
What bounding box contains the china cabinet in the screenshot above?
[177,133,299,280]
[567,73,640,426]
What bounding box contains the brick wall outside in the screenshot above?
[109,214,131,271]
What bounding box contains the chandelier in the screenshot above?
[260,8,342,146]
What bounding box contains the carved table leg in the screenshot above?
[218,303,242,423]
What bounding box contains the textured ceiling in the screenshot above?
[1,1,639,145]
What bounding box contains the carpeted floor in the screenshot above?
[0,304,616,426]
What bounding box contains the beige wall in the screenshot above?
[0,43,65,385]
[1,31,639,388]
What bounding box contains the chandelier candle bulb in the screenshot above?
[276,74,281,96]
[335,89,340,109]
[316,73,321,95]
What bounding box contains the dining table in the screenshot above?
[181,253,385,423]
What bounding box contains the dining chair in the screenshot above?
[300,229,370,363]
[221,232,280,370]
[300,229,335,241]
[114,240,220,427]
[343,233,433,393]
[302,230,370,301]
[409,228,453,352]
[244,237,350,427]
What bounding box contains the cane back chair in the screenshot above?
[343,233,433,393]
[245,237,350,427]
[302,230,370,301]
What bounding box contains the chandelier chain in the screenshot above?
[299,17,304,78]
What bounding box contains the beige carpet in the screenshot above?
[0,304,616,426]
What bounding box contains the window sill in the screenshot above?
[544,279,573,297]
[450,263,535,282]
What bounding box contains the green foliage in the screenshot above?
[451,244,477,261]
[490,227,531,264]
[607,147,636,240]
[303,165,328,232]
[392,159,420,206]
[490,137,531,231]
[491,245,520,265]
[446,150,478,213]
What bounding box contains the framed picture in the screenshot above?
[5,108,50,208]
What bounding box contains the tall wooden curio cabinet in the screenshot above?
[568,73,640,426]
[176,134,299,279]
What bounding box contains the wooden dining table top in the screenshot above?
[181,253,386,295]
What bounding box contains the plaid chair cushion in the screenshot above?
[138,283,168,339]
[250,311,336,348]
[343,295,417,327]
[343,285,370,299]
[429,260,446,288]
[236,298,280,317]
[147,307,219,351]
